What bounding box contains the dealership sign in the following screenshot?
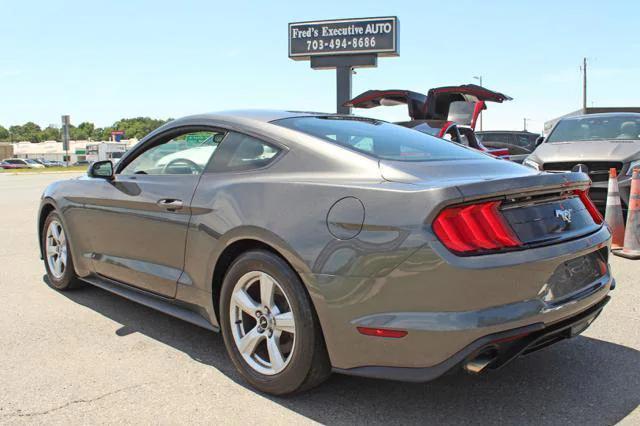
[289,17,398,60]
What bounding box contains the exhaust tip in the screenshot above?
[464,351,496,374]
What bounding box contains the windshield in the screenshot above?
[274,116,485,162]
[25,159,38,164]
[547,115,640,142]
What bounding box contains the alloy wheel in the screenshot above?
[229,271,296,375]
[45,220,67,279]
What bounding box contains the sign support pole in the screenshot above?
[336,66,352,115]
[289,17,399,115]
[311,54,378,114]
[61,115,70,166]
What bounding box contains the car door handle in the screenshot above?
[157,199,183,211]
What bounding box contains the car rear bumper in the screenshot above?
[334,295,610,382]
[303,225,612,375]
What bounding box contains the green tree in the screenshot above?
[92,127,105,140]
[112,117,170,139]
[71,122,95,140]
[0,126,9,141]
[10,122,42,143]
[41,126,60,141]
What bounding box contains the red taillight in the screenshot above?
[433,201,522,254]
[357,327,408,338]
[574,189,603,224]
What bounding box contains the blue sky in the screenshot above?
[2,0,639,133]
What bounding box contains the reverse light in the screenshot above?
[357,327,408,338]
[574,189,603,224]
[433,201,522,254]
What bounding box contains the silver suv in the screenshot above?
[524,112,640,212]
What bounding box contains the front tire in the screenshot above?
[42,211,82,290]
[220,250,330,395]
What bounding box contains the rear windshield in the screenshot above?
[547,115,640,142]
[401,121,442,136]
[274,116,485,162]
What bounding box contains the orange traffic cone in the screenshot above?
[614,168,640,259]
[604,168,625,250]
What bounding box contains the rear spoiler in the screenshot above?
[457,172,591,201]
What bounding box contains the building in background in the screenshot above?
[0,143,13,159]
[11,139,138,163]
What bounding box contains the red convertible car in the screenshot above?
[345,84,512,158]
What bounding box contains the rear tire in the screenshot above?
[42,211,82,291]
[220,250,330,395]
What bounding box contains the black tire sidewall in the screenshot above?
[42,211,77,290]
[220,250,318,395]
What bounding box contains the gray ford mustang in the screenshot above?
[38,110,613,395]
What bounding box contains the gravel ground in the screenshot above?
[1,173,638,425]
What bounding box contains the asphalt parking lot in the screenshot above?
[1,173,639,425]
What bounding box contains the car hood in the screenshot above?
[532,139,640,163]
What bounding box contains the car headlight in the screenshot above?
[626,160,640,175]
[523,158,540,171]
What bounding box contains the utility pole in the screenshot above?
[583,57,587,109]
[473,75,483,130]
[523,118,531,131]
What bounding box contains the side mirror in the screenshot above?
[88,160,114,180]
[535,136,545,147]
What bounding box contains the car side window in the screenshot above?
[207,132,281,172]
[120,130,226,175]
[352,136,374,152]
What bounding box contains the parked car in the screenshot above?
[344,84,512,158]
[33,158,63,167]
[476,130,540,163]
[2,158,45,169]
[72,160,90,167]
[524,112,640,213]
[0,161,25,169]
[38,110,612,395]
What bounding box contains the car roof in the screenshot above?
[562,112,640,121]
[176,109,342,125]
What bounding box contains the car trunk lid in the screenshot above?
[379,159,601,251]
[345,84,512,126]
[343,89,428,120]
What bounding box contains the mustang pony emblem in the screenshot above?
[555,208,573,223]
